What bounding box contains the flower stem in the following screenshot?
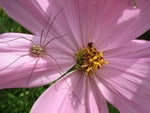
[52,64,77,84]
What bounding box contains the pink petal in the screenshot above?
[48,0,150,49]
[0,0,82,47]
[30,72,108,113]
[95,58,150,113]
[94,0,150,50]
[37,0,83,47]
[2,1,150,49]
[0,0,46,35]
[0,33,69,89]
[104,39,150,58]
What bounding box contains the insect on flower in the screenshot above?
[131,0,138,8]
[0,9,66,88]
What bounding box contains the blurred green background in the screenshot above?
[0,8,149,113]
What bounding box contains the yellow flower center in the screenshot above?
[30,45,45,56]
[75,42,108,75]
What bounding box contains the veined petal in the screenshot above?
[96,58,150,113]
[30,73,86,113]
[85,77,109,113]
[94,0,150,50]
[0,0,46,35]
[2,0,149,50]
[30,72,108,113]
[0,0,82,47]
[105,40,150,58]
[48,0,150,49]
[0,33,67,89]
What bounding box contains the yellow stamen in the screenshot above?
[75,42,108,75]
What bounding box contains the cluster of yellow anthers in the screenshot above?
[30,45,45,56]
[75,42,108,76]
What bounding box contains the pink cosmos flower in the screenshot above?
[0,0,150,113]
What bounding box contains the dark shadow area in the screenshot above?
[137,29,150,40]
